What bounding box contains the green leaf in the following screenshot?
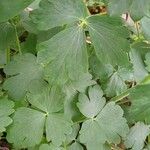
[0,0,35,22]
[66,124,80,144]
[0,97,14,132]
[141,17,150,41]
[21,33,37,54]
[28,86,65,114]
[31,0,89,30]
[64,94,84,121]
[3,53,44,99]
[78,85,129,149]
[104,72,127,97]
[129,0,150,21]
[37,25,88,85]
[117,66,134,82]
[66,124,83,150]
[89,53,114,81]
[0,50,6,67]
[87,15,130,66]
[37,26,64,43]
[28,86,72,146]
[46,114,72,146]
[0,22,15,51]
[39,143,64,150]
[130,42,149,82]
[68,142,83,150]
[128,84,150,123]
[65,73,96,98]
[108,0,129,16]
[77,85,105,118]
[145,52,150,72]
[7,86,72,148]
[7,107,46,148]
[124,122,150,150]
[108,0,150,21]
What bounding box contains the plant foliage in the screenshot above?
[0,0,150,149]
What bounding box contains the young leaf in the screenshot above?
[31,0,89,30]
[0,0,35,22]
[124,122,150,150]
[3,53,44,100]
[0,97,14,132]
[77,85,105,118]
[78,85,129,149]
[87,15,130,66]
[37,25,88,85]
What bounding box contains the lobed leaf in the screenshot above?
[31,0,89,30]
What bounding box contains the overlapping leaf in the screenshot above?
[39,144,64,150]
[77,85,105,118]
[7,107,45,148]
[65,73,96,98]
[89,53,114,81]
[145,52,150,72]
[130,42,150,82]
[0,22,18,67]
[64,73,96,121]
[108,0,150,20]
[104,66,133,97]
[37,25,88,85]
[31,0,89,30]
[7,86,72,148]
[104,71,127,97]
[0,0,35,22]
[141,17,150,41]
[77,85,129,150]
[0,22,15,51]
[87,15,130,66]
[128,84,150,123]
[124,122,150,150]
[0,97,14,132]
[3,53,44,99]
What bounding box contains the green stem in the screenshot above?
[111,88,132,102]
[111,75,150,103]
[74,118,88,124]
[11,21,22,55]
[135,22,140,38]
[63,142,67,150]
[6,47,10,63]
